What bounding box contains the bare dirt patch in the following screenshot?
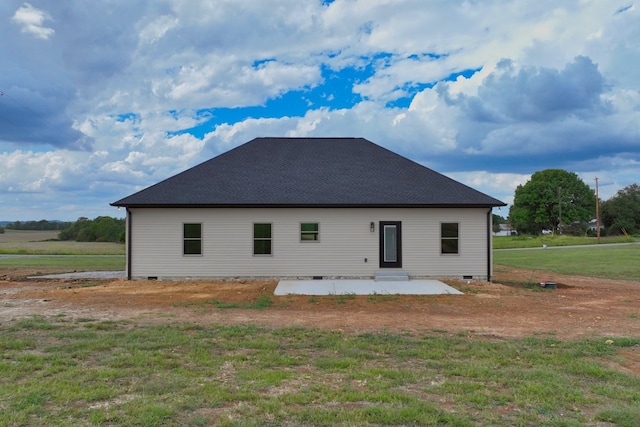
[2,266,639,342]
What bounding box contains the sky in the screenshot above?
[1,1,639,221]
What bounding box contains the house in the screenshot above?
[494,223,517,236]
[111,137,505,281]
[586,219,603,233]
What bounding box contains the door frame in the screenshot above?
[379,221,402,268]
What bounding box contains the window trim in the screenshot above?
[440,222,460,255]
[300,222,320,242]
[183,222,203,256]
[253,222,273,256]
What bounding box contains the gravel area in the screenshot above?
[29,271,126,279]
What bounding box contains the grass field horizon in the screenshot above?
[493,234,636,249]
[2,235,639,425]
[493,243,640,282]
[0,229,124,255]
[0,316,638,426]
[2,231,639,279]
[0,230,125,271]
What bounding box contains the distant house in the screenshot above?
[494,223,517,236]
[111,137,505,281]
[586,219,603,232]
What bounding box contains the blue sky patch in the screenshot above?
[114,113,140,123]
[170,60,482,138]
[172,63,378,138]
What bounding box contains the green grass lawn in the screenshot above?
[1,315,639,426]
[494,244,640,281]
[2,233,639,425]
[0,255,125,271]
[493,234,636,249]
[0,230,125,272]
[0,240,125,255]
[0,230,125,255]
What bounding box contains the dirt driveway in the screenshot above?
[1,266,639,340]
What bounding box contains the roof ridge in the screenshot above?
[256,136,364,140]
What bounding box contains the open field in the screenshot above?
[0,241,125,255]
[1,261,640,426]
[1,237,639,425]
[0,230,60,242]
[0,255,125,272]
[494,243,640,281]
[493,234,636,249]
[0,230,125,255]
[1,315,639,426]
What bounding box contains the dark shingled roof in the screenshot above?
[111,137,505,208]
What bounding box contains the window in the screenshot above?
[253,223,272,255]
[441,222,459,254]
[183,223,202,255]
[300,223,319,241]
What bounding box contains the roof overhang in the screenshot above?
[111,202,507,209]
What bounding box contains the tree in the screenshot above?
[58,216,125,243]
[601,184,640,235]
[509,169,595,235]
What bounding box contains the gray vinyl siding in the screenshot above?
[127,207,491,280]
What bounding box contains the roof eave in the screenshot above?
[110,202,507,209]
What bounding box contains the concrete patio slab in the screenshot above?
[274,279,462,296]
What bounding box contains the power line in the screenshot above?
[1,88,58,126]
[0,88,70,143]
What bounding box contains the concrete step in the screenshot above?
[375,271,409,281]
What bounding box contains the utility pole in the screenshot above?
[595,177,600,242]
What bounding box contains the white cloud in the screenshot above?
[137,14,179,46]
[0,0,639,220]
[11,2,54,40]
[446,171,530,208]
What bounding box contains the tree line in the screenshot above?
[0,217,125,243]
[1,220,69,231]
[507,169,640,236]
[58,217,125,243]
